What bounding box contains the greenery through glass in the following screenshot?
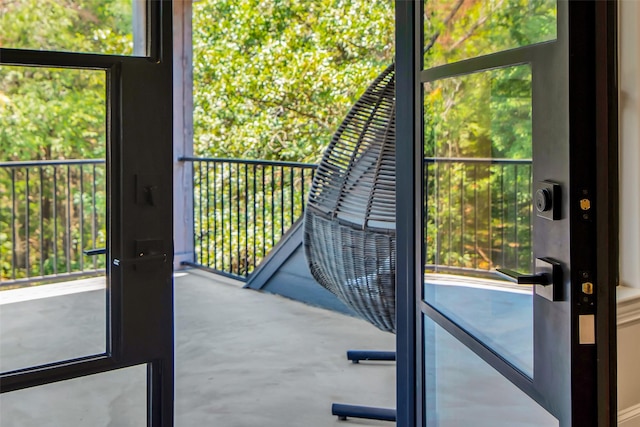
[424,65,533,275]
[424,0,557,68]
[0,0,140,55]
[0,66,107,286]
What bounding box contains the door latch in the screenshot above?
[496,257,564,301]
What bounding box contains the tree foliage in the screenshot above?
[422,0,556,273]
[192,0,394,162]
[1,0,133,283]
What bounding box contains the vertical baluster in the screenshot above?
[528,162,533,271]
[65,165,71,273]
[460,163,465,266]
[236,163,240,276]
[25,168,30,278]
[198,161,204,266]
[213,162,218,271]
[422,160,427,267]
[487,163,492,269]
[514,164,519,270]
[39,166,44,277]
[447,162,452,267]
[434,161,441,268]
[228,162,233,274]
[301,169,306,214]
[500,164,506,267]
[271,167,275,248]
[253,164,257,273]
[92,164,97,270]
[53,167,58,275]
[244,164,249,276]
[205,161,211,268]
[474,164,479,270]
[79,164,84,272]
[262,167,266,264]
[290,167,294,226]
[11,169,17,280]
[220,162,225,272]
[280,166,284,236]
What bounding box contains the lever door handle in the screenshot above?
[84,248,106,256]
[496,257,564,301]
[496,268,549,285]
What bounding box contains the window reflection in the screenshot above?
[423,64,534,376]
[424,0,557,68]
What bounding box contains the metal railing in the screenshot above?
[424,157,533,276]
[0,156,532,286]
[0,159,107,287]
[181,157,317,279]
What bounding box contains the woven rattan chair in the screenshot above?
[303,64,396,422]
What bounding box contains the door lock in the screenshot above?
[534,181,562,220]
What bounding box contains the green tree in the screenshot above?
[422,0,556,273]
[0,0,134,283]
[192,0,395,162]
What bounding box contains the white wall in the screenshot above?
[618,1,640,424]
[619,0,640,290]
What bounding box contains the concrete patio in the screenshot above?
[0,269,396,427]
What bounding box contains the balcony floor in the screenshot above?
[0,270,396,427]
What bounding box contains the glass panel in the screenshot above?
[423,64,533,375]
[424,315,558,426]
[0,66,107,372]
[0,365,146,426]
[423,0,557,68]
[0,0,146,56]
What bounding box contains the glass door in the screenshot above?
[0,2,174,426]
[395,1,617,426]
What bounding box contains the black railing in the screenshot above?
[424,157,533,276]
[0,159,107,287]
[181,157,317,279]
[0,156,531,286]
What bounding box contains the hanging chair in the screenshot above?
[303,63,396,334]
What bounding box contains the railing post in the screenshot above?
[173,0,195,270]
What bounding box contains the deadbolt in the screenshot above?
[535,188,552,212]
[534,181,562,220]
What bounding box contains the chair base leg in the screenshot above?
[332,403,396,422]
[346,350,396,364]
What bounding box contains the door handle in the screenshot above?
[84,248,106,256]
[495,257,564,301]
[496,268,549,285]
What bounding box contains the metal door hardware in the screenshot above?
[534,181,562,220]
[136,174,161,206]
[113,239,167,268]
[113,253,167,267]
[496,257,564,301]
[83,248,106,256]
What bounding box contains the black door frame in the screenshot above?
[0,2,175,426]
[395,1,617,426]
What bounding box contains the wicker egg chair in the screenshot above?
[304,63,396,334]
[303,64,397,422]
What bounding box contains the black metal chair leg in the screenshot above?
[332,403,396,422]
[346,350,396,364]
[332,351,396,422]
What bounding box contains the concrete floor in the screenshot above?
[0,270,396,427]
[0,270,563,427]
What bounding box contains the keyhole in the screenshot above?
[535,188,552,213]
